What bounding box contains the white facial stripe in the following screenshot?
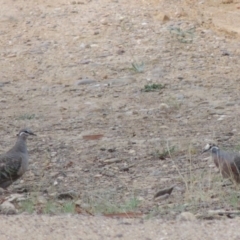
[204,143,211,150]
[19,132,27,136]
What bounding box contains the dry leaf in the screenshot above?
[154,185,175,199]
[103,212,143,218]
[82,134,104,140]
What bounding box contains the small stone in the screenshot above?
[0,201,17,215]
[6,194,26,202]
[159,103,170,111]
[94,174,102,178]
[225,102,235,106]
[177,94,184,101]
[217,115,226,121]
[154,186,175,199]
[102,170,115,177]
[159,126,169,129]
[100,18,108,25]
[57,191,78,200]
[128,149,136,155]
[75,199,82,206]
[117,49,125,55]
[177,212,196,221]
[7,53,16,58]
[214,106,224,110]
[106,77,136,86]
[155,13,170,22]
[37,196,47,204]
[75,79,97,85]
[222,0,233,3]
[0,188,6,195]
[0,98,7,103]
[154,193,170,201]
[50,152,57,157]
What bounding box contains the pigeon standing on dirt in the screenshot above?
[202,143,240,183]
[0,128,36,189]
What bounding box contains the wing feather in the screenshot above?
[0,154,22,185]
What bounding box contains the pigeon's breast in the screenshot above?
[17,153,29,176]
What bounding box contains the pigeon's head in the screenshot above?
[202,143,219,154]
[17,128,36,139]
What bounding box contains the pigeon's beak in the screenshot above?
[30,132,36,136]
[201,149,208,154]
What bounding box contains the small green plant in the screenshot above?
[17,113,36,120]
[142,83,165,92]
[225,191,240,208]
[20,199,35,214]
[84,193,140,214]
[169,27,195,43]
[121,196,140,212]
[61,201,75,214]
[132,62,144,73]
[166,97,181,110]
[152,146,175,160]
[232,144,240,152]
[20,199,76,215]
[43,201,58,214]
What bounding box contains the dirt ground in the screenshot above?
[1,0,240,238]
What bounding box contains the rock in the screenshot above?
[177,212,196,221]
[155,13,170,22]
[57,191,78,200]
[101,170,115,177]
[50,152,57,157]
[0,201,17,215]
[217,115,226,121]
[100,18,108,25]
[222,0,233,3]
[6,194,26,202]
[225,102,235,106]
[0,98,7,103]
[75,79,97,85]
[176,94,184,101]
[0,188,6,195]
[106,77,136,86]
[154,185,175,199]
[154,193,170,201]
[75,199,82,206]
[128,149,136,155]
[159,103,170,111]
[37,196,47,204]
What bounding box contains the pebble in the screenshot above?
[75,79,97,85]
[106,77,135,86]
[177,212,196,221]
[6,194,26,202]
[159,103,170,111]
[37,196,47,204]
[51,152,57,157]
[0,201,17,215]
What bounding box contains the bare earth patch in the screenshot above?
[1,0,240,238]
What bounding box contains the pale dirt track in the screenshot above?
[1,215,240,240]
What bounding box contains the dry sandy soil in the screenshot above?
[1,0,240,239]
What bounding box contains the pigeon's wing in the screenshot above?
[0,155,22,184]
[228,154,240,178]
